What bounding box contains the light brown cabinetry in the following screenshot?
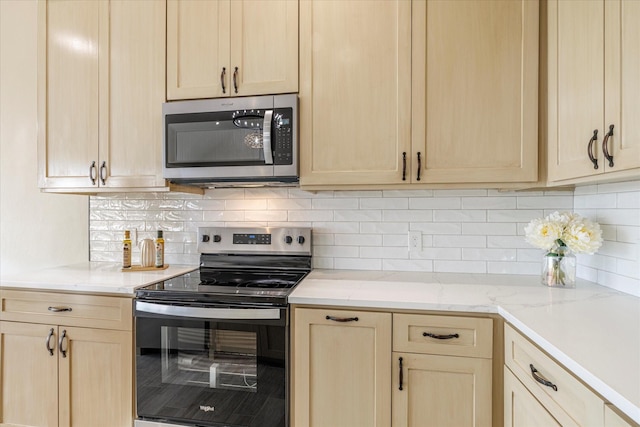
[292,308,392,427]
[167,0,298,100]
[292,308,495,427]
[299,0,538,188]
[504,323,604,426]
[392,314,493,427]
[547,0,640,183]
[37,0,167,192]
[0,290,133,427]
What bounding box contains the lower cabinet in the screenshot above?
[292,307,494,427]
[0,290,133,427]
[292,308,392,427]
[504,323,604,427]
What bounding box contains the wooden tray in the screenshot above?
[122,264,169,272]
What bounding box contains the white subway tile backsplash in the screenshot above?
[89,180,640,297]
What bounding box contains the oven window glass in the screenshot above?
[162,326,258,393]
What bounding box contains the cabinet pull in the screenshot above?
[89,161,97,185]
[325,315,359,323]
[416,152,422,181]
[602,124,614,167]
[233,66,239,93]
[398,357,404,391]
[423,332,459,340]
[99,161,107,185]
[587,129,599,169]
[45,328,55,356]
[220,67,226,94]
[59,329,68,358]
[48,306,72,313]
[529,364,558,391]
[402,152,407,181]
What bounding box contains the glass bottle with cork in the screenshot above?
[155,230,164,268]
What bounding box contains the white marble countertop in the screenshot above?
[290,270,640,424]
[0,262,198,295]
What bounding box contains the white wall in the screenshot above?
[0,0,88,277]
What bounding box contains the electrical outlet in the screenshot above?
[408,231,422,252]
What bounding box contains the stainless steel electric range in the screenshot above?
[134,227,312,427]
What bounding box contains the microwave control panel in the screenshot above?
[274,108,293,165]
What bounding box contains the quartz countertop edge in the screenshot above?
[0,261,199,295]
[289,270,640,425]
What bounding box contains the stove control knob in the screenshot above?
[285,235,293,244]
[213,235,222,243]
[202,235,210,243]
[297,236,306,245]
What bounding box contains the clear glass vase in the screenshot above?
[541,249,576,288]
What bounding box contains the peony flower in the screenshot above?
[524,211,603,255]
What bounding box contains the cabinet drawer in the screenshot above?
[0,290,132,331]
[504,323,604,426]
[393,313,492,358]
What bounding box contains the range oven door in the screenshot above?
[135,301,288,427]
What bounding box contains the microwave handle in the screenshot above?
[263,110,274,164]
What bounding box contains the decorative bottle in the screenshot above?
[122,230,132,268]
[155,230,165,268]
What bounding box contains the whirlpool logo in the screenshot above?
[199,405,215,413]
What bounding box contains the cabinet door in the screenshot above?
[230,0,298,96]
[392,352,492,427]
[604,0,640,173]
[293,308,392,427]
[413,0,538,184]
[37,0,105,189]
[103,0,166,189]
[299,0,411,186]
[58,327,132,427]
[504,367,566,427]
[0,322,59,427]
[167,0,230,100]
[547,0,606,181]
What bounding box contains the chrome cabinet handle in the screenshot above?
[233,66,239,93]
[530,364,557,391]
[602,124,614,167]
[99,161,107,185]
[48,306,72,313]
[220,67,226,94]
[587,129,599,169]
[45,328,55,356]
[402,152,407,181]
[325,315,359,323]
[398,357,404,390]
[59,329,68,358]
[416,152,422,181]
[423,332,459,340]
[89,161,97,185]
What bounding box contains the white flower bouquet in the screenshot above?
[524,211,603,287]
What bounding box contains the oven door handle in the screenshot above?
[135,301,281,320]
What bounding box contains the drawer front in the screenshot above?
[504,323,604,426]
[393,313,492,358]
[0,289,132,331]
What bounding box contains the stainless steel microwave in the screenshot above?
[163,94,298,187]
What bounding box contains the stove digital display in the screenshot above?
[233,233,271,245]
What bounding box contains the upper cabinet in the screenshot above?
[37,0,167,192]
[547,0,640,183]
[300,0,539,188]
[299,0,411,186]
[167,0,298,100]
[413,0,539,184]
